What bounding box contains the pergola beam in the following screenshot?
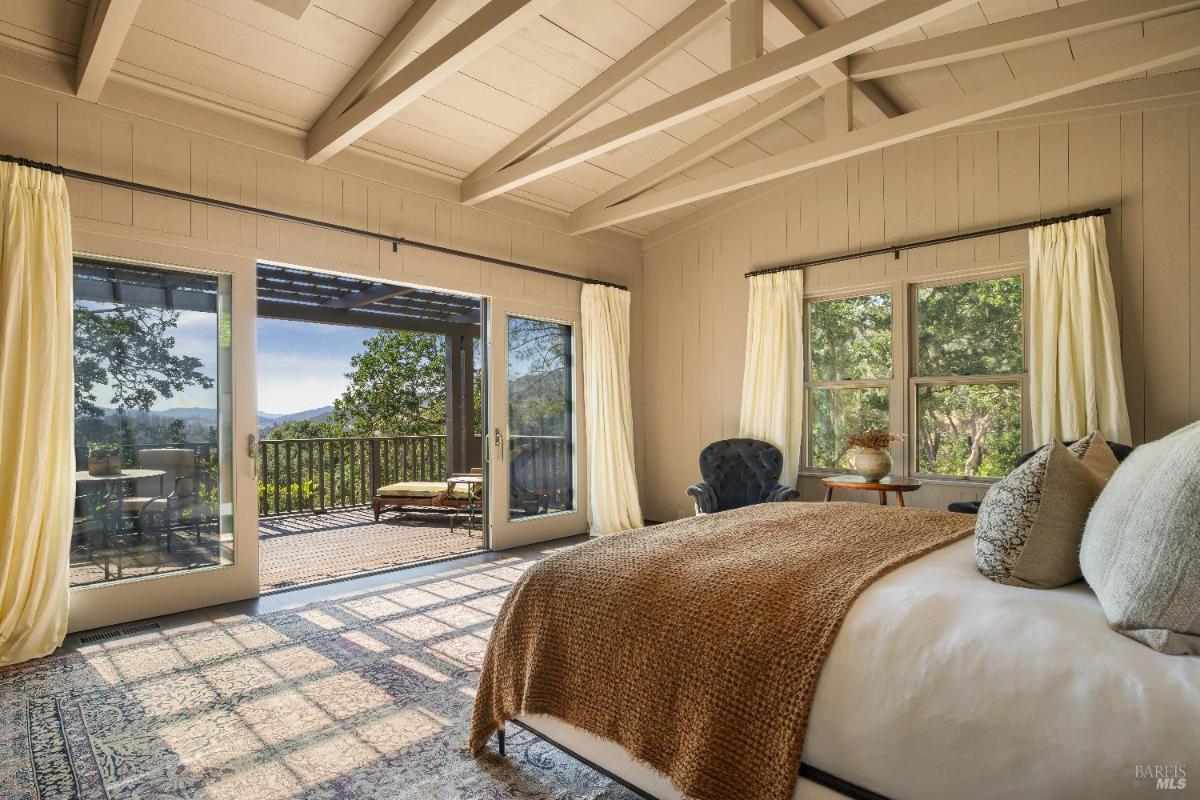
[258,300,480,337]
[305,0,556,164]
[325,284,415,309]
[75,0,142,102]
[459,0,974,204]
[849,0,1200,80]
[463,0,730,194]
[571,18,1200,232]
[568,80,823,234]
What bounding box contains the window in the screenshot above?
[806,293,892,470]
[804,275,1026,480]
[913,276,1024,478]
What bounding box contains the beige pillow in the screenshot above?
[975,435,1117,589]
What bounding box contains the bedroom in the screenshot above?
[0,0,1197,799]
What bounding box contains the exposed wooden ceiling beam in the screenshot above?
[568,80,823,234]
[570,18,1200,232]
[459,0,974,205]
[75,0,142,102]
[850,0,1200,80]
[825,77,852,137]
[731,0,764,66]
[765,0,896,123]
[305,0,556,164]
[317,0,458,128]
[461,0,730,200]
[251,0,314,19]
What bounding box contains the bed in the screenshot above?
[474,506,1200,800]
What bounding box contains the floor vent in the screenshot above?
[78,621,162,645]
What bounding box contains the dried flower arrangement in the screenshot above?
[846,428,903,450]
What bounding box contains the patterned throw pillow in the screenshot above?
[975,435,1117,589]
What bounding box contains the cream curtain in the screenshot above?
[1029,216,1131,446]
[738,270,805,487]
[0,161,74,666]
[581,284,643,534]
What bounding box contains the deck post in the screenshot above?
[445,334,475,475]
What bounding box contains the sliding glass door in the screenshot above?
[485,299,586,549]
[67,250,260,633]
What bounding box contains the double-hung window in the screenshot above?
[912,276,1025,478]
[805,292,893,470]
[803,274,1027,480]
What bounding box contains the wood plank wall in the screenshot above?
[641,101,1200,523]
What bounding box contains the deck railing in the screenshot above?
[258,434,461,516]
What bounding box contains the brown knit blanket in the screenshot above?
[469,501,973,800]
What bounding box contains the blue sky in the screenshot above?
[255,318,371,414]
[91,307,370,415]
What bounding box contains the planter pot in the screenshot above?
[849,447,892,481]
[88,455,120,476]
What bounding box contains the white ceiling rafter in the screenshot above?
[75,0,142,102]
[849,0,1200,80]
[305,0,558,165]
[567,17,1200,233]
[458,0,977,206]
[460,0,733,205]
[765,0,897,124]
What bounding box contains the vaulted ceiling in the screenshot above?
[3,0,1200,238]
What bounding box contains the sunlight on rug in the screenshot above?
[0,553,637,800]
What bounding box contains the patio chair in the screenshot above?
[121,448,199,549]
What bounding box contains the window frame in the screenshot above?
[802,286,899,474]
[800,268,1029,484]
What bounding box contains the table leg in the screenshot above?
[878,490,887,506]
[896,493,906,508]
[824,487,833,502]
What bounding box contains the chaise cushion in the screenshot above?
[975,435,1117,589]
[1080,421,1200,654]
[376,481,475,500]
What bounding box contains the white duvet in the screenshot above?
[518,537,1200,799]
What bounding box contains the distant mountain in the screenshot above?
[113,405,335,428]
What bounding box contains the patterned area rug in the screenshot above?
[0,553,638,799]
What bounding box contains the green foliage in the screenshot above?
[917,383,1021,477]
[917,277,1023,376]
[74,303,213,418]
[332,330,452,437]
[86,441,120,458]
[809,387,890,469]
[258,478,318,516]
[809,293,892,381]
[266,418,345,440]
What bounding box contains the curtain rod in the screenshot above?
[0,153,628,291]
[745,207,1111,279]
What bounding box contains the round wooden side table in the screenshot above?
[821,475,922,507]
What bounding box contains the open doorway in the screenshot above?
[255,263,484,592]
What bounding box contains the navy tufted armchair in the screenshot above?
[686,438,800,515]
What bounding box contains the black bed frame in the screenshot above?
[497,719,893,800]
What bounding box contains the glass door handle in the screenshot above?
[247,434,258,477]
[493,428,504,459]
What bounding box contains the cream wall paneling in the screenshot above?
[639,101,1200,524]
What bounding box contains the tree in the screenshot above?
[74,303,213,419]
[332,330,451,437]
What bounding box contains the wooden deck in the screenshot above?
[69,507,484,592]
[258,506,483,592]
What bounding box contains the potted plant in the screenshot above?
[846,429,903,481]
[87,442,123,476]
